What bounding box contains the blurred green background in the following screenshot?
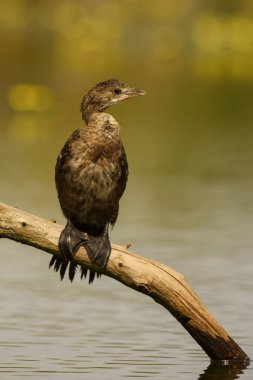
[0,0,253,227]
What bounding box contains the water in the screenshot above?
[1,176,252,379]
[1,1,253,378]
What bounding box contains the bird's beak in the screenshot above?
[105,86,146,109]
[120,87,146,101]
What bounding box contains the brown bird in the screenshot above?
[49,79,146,283]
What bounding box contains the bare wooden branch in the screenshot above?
[0,202,250,363]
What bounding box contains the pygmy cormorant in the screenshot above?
[49,79,146,283]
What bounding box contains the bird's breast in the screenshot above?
[55,114,127,227]
[77,160,119,199]
[61,142,122,201]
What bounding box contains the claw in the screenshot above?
[49,221,110,283]
[85,223,111,268]
[59,221,88,261]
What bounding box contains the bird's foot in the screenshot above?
[59,221,88,261]
[85,223,111,268]
[49,221,89,282]
[49,222,111,283]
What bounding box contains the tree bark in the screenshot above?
[0,202,250,363]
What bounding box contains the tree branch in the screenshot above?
[0,202,250,363]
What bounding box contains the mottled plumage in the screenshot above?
[49,79,145,283]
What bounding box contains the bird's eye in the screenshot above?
[114,87,122,95]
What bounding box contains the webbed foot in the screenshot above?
[49,221,90,282]
[49,222,111,283]
[59,221,88,261]
[85,223,111,268]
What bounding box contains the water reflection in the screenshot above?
[199,361,251,380]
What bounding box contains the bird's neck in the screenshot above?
[85,111,121,140]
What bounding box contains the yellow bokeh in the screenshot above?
[8,84,54,112]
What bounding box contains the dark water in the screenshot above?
[1,1,253,378]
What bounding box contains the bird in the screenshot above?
[49,79,146,283]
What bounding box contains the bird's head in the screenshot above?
[80,79,146,123]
